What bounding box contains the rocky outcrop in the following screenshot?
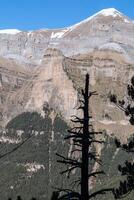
[20,48,78,120]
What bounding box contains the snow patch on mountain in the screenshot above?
[51,29,68,39]
[99,8,122,17]
[100,8,131,23]
[0,29,21,35]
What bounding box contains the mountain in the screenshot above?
[0,8,134,66]
[0,8,133,199]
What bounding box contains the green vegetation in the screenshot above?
[6,112,51,131]
[2,112,134,200]
[94,133,134,200]
[0,112,75,199]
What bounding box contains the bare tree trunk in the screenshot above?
[81,74,89,200]
[56,73,113,199]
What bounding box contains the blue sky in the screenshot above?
[0,0,133,30]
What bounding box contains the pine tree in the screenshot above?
[55,74,112,200]
[110,76,134,199]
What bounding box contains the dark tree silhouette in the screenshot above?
[17,196,22,200]
[110,76,134,125]
[110,76,134,199]
[50,191,60,200]
[55,74,113,200]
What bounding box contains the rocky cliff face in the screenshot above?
[0,57,30,126]
[2,46,133,141]
[64,49,134,142]
[0,48,79,125]
[25,48,78,120]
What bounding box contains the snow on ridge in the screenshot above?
[51,29,68,39]
[100,8,131,23]
[88,8,127,19]
[0,29,21,35]
[49,8,122,35]
[65,8,119,32]
[0,8,131,37]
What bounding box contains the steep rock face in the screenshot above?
[25,49,78,120]
[1,47,134,142]
[0,57,30,126]
[63,49,134,142]
[1,49,78,123]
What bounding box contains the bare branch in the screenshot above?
[60,166,78,176]
[88,171,105,178]
[89,91,98,98]
[91,140,105,144]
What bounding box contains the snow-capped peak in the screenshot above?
[65,8,131,33]
[98,8,122,17]
[98,8,130,23]
[0,29,21,35]
[86,8,126,20]
[79,8,129,23]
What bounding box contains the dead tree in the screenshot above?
[56,73,112,200]
[110,76,134,199]
[50,191,59,200]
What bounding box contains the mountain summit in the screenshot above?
[90,8,127,18]
[72,8,130,25]
[0,8,133,66]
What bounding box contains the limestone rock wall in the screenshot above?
[25,49,78,120]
